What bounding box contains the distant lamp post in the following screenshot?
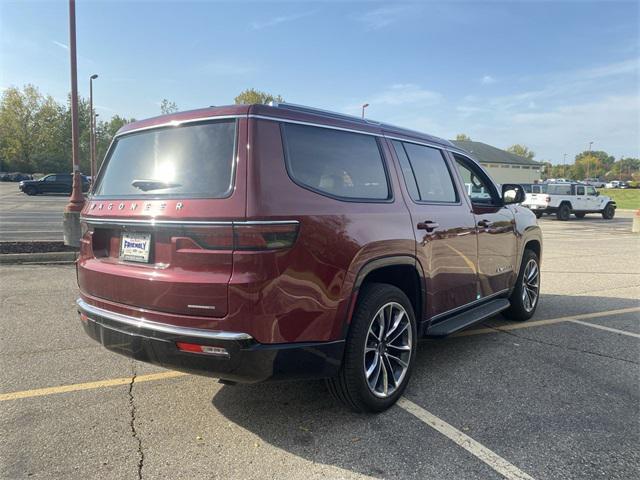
[63,0,84,247]
[93,112,99,176]
[89,74,98,180]
[361,103,369,119]
[587,141,594,180]
[563,153,567,178]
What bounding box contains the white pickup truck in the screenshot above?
[522,183,616,220]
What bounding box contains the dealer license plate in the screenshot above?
[120,232,151,263]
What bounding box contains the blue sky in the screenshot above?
[1,0,638,163]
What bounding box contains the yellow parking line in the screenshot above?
[2,307,638,403]
[0,371,186,402]
[456,306,640,337]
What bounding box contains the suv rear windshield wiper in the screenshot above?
[131,179,182,191]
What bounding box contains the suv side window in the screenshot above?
[452,153,499,205]
[392,141,457,203]
[282,123,390,200]
[586,186,596,195]
[44,175,56,182]
[576,186,585,195]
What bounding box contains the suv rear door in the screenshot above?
[388,139,478,318]
[78,117,247,319]
[450,152,518,297]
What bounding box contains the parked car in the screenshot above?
[76,103,542,412]
[1,172,32,182]
[583,178,606,188]
[524,182,616,220]
[19,173,90,195]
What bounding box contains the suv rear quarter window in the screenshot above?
[281,123,390,201]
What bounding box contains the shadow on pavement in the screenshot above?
[211,294,639,478]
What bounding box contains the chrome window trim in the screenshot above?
[77,298,253,341]
[80,217,299,228]
[114,114,243,137]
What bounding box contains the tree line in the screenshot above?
[2,84,636,182]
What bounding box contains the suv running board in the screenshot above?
[424,298,510,338]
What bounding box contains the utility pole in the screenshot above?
[89,74,98,180]
[63,0,84,247]
[586,141,593,181]
[361,103,369,119]
[563,153,567,178]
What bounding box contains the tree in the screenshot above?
[234,88,284,105]
[160,99,178,114]
[507,144,535,161]
[455,133,471,141]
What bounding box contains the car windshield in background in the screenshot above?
[547,184,572,195]
[93,120,236,198]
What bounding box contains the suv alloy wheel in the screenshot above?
[503,249,540,321]
[557,203,571,221]
[602,203,615,219]
[326,283,417,412]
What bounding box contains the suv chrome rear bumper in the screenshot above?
[76,299,344,383]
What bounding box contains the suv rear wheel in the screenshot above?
[326,283,417,413]
[602,203,615,219]
[503,249,540,321]
[556,203,571,221]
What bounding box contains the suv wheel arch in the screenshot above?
[347,256,426,337]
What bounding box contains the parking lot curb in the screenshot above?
[0,251,77,265]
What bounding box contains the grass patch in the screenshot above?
[597,188,640,210]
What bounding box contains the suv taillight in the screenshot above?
[185,222,299,251]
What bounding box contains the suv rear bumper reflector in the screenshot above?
[76,298,253,341]
[80,217,299,228]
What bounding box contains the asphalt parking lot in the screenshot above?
[0,182,70,242]
[1,214,638,479]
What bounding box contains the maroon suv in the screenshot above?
[77,103,542,412]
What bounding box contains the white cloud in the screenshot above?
[354,5,417,30]
[370,84,443,107]
[481,75,496,84]
[251,11,316,30]
[200,61,256,76]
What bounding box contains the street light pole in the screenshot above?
[93,112,99,175]
[563,153,567,178]
[89,74,98,180]
[586,141,594,181]
[361,103,369,119]
[63,0,84,246]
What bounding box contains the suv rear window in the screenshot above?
[282,123,390,200]
[93,120,236,198]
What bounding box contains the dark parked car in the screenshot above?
[1,172,32,182]
[76,103,542,412]
[19,173,90,195]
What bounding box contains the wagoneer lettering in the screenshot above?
[76,103,542,412]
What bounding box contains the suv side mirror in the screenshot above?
[502,184,525,204]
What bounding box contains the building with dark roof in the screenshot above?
[452,140,542,184]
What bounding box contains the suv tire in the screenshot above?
[557,203,571,221]
[503,249,540,322]
[326,283,417,413]
[602,203,615,219]
[24,186,37,196]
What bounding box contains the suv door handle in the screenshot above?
[417,221,439,232]
[477,219,491,228]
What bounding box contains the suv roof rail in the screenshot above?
[267,101,454,147]
[268,101,381,126]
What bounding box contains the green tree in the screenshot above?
[234,88,284,105]
[160,99,178,114]
[455,133,471,141]
[507,144,535,161]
